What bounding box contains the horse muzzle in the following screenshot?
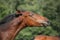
[42,21,51,26]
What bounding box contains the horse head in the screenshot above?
[16,10,50,27]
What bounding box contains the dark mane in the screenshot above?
[0,13,22,25]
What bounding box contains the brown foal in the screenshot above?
[0,10,50,40]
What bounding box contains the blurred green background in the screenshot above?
[0,0,60,40]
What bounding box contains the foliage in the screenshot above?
[0,0,60,40]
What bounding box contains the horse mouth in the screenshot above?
[36,20,50,26]
[35,20,50,27]
[41,21,51,27]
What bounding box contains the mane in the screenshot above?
[0,13,22,25]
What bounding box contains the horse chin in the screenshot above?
[41,23,49,27]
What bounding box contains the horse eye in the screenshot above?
[29,13,34,17]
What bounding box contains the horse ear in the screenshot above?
[16,10,25,14]
[16,10,21,14]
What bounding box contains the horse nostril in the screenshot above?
[47,21,50,23]
[47,21,51,25]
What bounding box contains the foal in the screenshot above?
[34,35,60,40]
[0,11,50,40]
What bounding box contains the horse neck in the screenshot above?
[10,19,26,40]
[1,16,27,40]
[9,16,26,32]
[9,17,27,40]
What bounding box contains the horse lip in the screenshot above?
[42,21,51,26]
[38,21,50,26]
[36,20,50,26]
